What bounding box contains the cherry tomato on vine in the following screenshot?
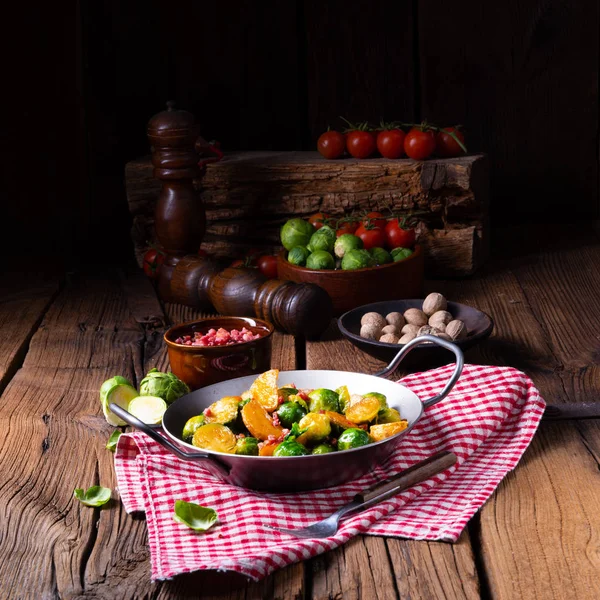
[346,131,377,159]
[317,131,345,159]
[362,211,387,230]
[336,220,360,237]
[257,255,278,279]
[308,212,331,230]
[355,224,386,250]
[404,129,436,160]
[384,219,416,249]
[376,129,406,159]
[436,127,466,158]
[143,248,165,279]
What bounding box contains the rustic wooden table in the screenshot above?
[1,226,599,600]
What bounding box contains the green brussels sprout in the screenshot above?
[334,233,363,258]
[139,368,190,405]
[281,218,315,251]
[311,443,335,455]
[369,247,392,265]
[235,436,259,456]
[364,392,388,410]
[287,246,311,266]
[391,247,414,262]
[341,249,375,271]
[182,415,206,443]
[276,401,307,428]
[297,413,331,444]
[273,440,309,457]
[337,428,371,450]
[306,250,335,270]
[377,407,403,424]
[335,385,351,412]
[288,394,309,412]
[307,225,336,254]
[278,386,299,400]
[308,388,340,413]
[100,375,133,405]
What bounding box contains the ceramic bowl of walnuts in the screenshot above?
[338,293,494,364]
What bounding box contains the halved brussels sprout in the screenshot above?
[273,440,309,457]
[204,396,241,426]
[377,407,403,424]
[325,411,357,431]
[369,421,408,442]
[192,423,237,453]
[311,443,335,455]
[363,392,388,410]
[278,386,299,401]
[308,388,340,413]
[296,413,331,445]
[337,428,371,450]
[182,415,206,443]
[335,385,351,412]
[287,394,309,412]
[345,396,381,423]
[276,402,307,428]
[234,436,259,456]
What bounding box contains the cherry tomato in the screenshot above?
[257,255,278,279]
[336,220,360,237]
[404,129,436,160]
[346,131,377,159]
[362,211,387,230]
[308,213,331,230]
[376,129,406,159]
[143,248,165,279]
[384,219,416,249]
[355,225,386,250]
[436,127,466,158]
[317,131,345,159]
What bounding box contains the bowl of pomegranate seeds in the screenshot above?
[164,317,274,390]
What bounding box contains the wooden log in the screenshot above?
[125,151,490,277]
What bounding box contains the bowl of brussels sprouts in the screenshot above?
[109,335,463,493]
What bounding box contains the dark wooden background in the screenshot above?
[9,0,600,264]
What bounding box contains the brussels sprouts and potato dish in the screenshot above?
[182,369,408,456]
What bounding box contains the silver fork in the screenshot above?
[265,451,456,539]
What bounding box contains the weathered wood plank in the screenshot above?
[305,323,481,599]
[0,273,60,392]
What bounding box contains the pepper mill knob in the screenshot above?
[147,102,206,255]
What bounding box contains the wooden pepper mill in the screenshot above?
[147,104,333,339]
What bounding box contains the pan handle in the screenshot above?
[109,403,231,479]
[373,334,464,409]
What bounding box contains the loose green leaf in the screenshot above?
[74,486,111,507]
[173,500,218,532]
[106,429,122,452]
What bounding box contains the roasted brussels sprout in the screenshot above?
[276,401,307,428]
[288,394,309,412]
[311,443,335,455]
[377,407,403,424]
[337,428,371,450]
[336,385,351,412]
[192,423,237,453]
[308,388,340,413]
[369,421,408,442]
[234,436,259,456]
[182,415,205,443]
[345,396,381,423]
[278,386,299,401]
[297,413,331,445]
[204,396,241,426]
[273,440,309,457]
[363,392,388,410]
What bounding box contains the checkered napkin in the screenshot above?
[114,364,545,581]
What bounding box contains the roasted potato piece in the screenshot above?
[249,369,280,412]
[204,396,241,425]
[345,396,381,423]
[369,421,409,442]
[192,423,237,453]
[259,442,278,456]
[241,397,283,441]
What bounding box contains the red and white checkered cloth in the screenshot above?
[114,364,545,581]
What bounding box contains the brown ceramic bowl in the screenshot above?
[164,317,274,390]
[277,245,424,316]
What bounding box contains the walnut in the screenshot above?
[403,308,428,327]
[436,332,452,341]
[417,325,438,336]
[401,324,421,336]
[379,333,399,344]
[398,332,416,344]
[422,292,447,316]
[446,319,468,340]
[360,312,386,330]
[385,312,405,328]
[428,310,453,330]
[360,323,382,340]
[381,324,398,335]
